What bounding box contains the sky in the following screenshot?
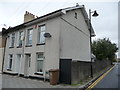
[0,0,119,46]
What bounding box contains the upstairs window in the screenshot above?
[38,25,45,44]
[75,12,77,19]
[27,28,33,46]
[10,33,15,47]
[18,31,24,47]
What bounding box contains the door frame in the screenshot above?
[24,54,31,77]
[59,59,72,84]
[16,54,22,76]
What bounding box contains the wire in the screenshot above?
[6,1,30,25]
[61,17,89,37]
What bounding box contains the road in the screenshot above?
[93,63,120,89]
[0,74,2,90]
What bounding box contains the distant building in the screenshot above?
[3,5,95,84]
[0,31,6,73]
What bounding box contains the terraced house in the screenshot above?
[0,32,3,73]
[2,5,95,84]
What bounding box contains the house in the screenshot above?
[0,32,3,73]
[0,31,6,73]
[2,5,95,84]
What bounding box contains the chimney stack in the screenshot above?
[24,11,36,23]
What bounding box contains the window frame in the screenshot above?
[7,54,13,70]
[37,25,46,45]
[36,52,44,74]
[10,33,15,48]
[75,12,77,19]
[18,31,24,47]
[27,28,33,46]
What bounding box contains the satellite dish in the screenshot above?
[44,33,51,38]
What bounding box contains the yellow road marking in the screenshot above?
[86,65,116,90]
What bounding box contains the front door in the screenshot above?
[24,54,31,77]
[59,59,72,84]
[16,54,22,75]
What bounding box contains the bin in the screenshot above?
[49,69,59,85]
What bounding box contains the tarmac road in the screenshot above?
[93,63,120,89]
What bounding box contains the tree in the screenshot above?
[92,38,118,61]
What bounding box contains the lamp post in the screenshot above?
[89,9,99,78]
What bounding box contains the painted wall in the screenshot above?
[0,34,4,72]
[3,30,25,74]
[3,17,60,78]
[0,48,3,72]
[3,8,91,79]
[60,9,91,62]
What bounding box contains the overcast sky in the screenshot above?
[0,0,118,46]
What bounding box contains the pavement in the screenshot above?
[1,64,117,89]
[2,74,80,88]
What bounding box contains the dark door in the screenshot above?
[59,59,72,84]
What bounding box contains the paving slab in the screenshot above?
[2,74,80,88]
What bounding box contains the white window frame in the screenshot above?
[10,33,15,47]
[36,53,44,74]
[16,54,22,74]
[27,28,33,46]
[38,25,45,44]
[18,31,24,47]
[7,54,13,70]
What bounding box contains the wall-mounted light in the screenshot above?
[92,10,99,17]
[44,33,52,38]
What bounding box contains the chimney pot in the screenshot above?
[24,11,36,23]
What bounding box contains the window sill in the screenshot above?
[36,43,45,46]
[9,47,14,48]
[17,46,22,48]
[7,69,12,71]
[25,45,32,47]
[34,72,43,75]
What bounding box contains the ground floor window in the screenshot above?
[36,53,44,73]
[7,54,13,70]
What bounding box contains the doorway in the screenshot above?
[16,54,22,75]
[24,54,31,77]
[59,59,72,84]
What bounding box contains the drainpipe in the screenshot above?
[2,34,7,73]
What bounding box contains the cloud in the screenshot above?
[0,0,75,3]
[0,0,119,3]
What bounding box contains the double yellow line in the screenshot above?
[86,65,116,90]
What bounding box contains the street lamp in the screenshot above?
[89,9,99,78]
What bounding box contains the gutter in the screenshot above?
[24,11,63,26]
[80,6,96,37]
